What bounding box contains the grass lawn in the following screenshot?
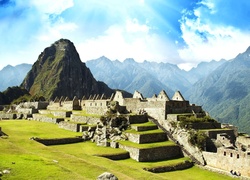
[0,120,234,180]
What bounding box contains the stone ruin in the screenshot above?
[82,101,130,147]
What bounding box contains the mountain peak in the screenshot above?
[21,39,114,100]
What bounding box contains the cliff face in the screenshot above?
[21,39,114,100]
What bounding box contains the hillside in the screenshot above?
[186,46,250,134]
[20,39,114,100]
[0,86,30,105]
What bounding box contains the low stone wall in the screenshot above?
[126,132,167,144]
[58,121,85,132]
[52,111,72,118]
[70,115,99,124]
[188,122,221,130]
[143,160,193,173]
[0,113,17,119]
[38,110,72,118]
[34,137,83,146]
[119,144,181,162]
[32,114,64,124]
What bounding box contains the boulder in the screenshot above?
[97,172,118,180]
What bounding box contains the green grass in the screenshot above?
[0,120,234,180]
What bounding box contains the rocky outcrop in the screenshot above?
[21,39,114,100]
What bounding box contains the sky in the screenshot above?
[1,0,250,71]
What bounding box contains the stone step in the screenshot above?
[128,115,148,124]
[125,129,167,144]
[131,122,158,132]
[119,141,182,162]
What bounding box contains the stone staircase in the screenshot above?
[119,117,184,162]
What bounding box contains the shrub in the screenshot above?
[188,130,207,150]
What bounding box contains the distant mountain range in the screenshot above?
[0,64,32,91]
[1,39,250,134]
[85,57,225,97]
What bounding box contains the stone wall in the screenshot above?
[52,111,72,118]
[38,110,72,118]
[70,114,100,124]
[203,148,250,177]
[237,135,250,147]
[128,115,147,124]
[32,114,64,124]
[187,122,221,130]
[17,108,38,114]
[0,113,17,119]
[126,132,167,144]
[58,121,84,132]
[119,144,181,162]
[205,129,235,140]
[18,102,49,109]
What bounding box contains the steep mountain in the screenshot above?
[21,39,114,100]
[0,64,32,91]
[186,46,250,134]
[186,59,226,84]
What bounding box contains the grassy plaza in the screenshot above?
[0,120,234,180]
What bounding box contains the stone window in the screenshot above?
[224,152,226,156]
[230,153,233,157]
[90,103,92,106]
[95,103,97,106]
[237,154,239,159]
[100,103,102,106]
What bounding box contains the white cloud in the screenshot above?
[126,18,149,33]
[178,0,250,70]
[77,18,179,63]
[30,0,74,14]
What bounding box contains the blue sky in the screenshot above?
[1,0,250,70]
